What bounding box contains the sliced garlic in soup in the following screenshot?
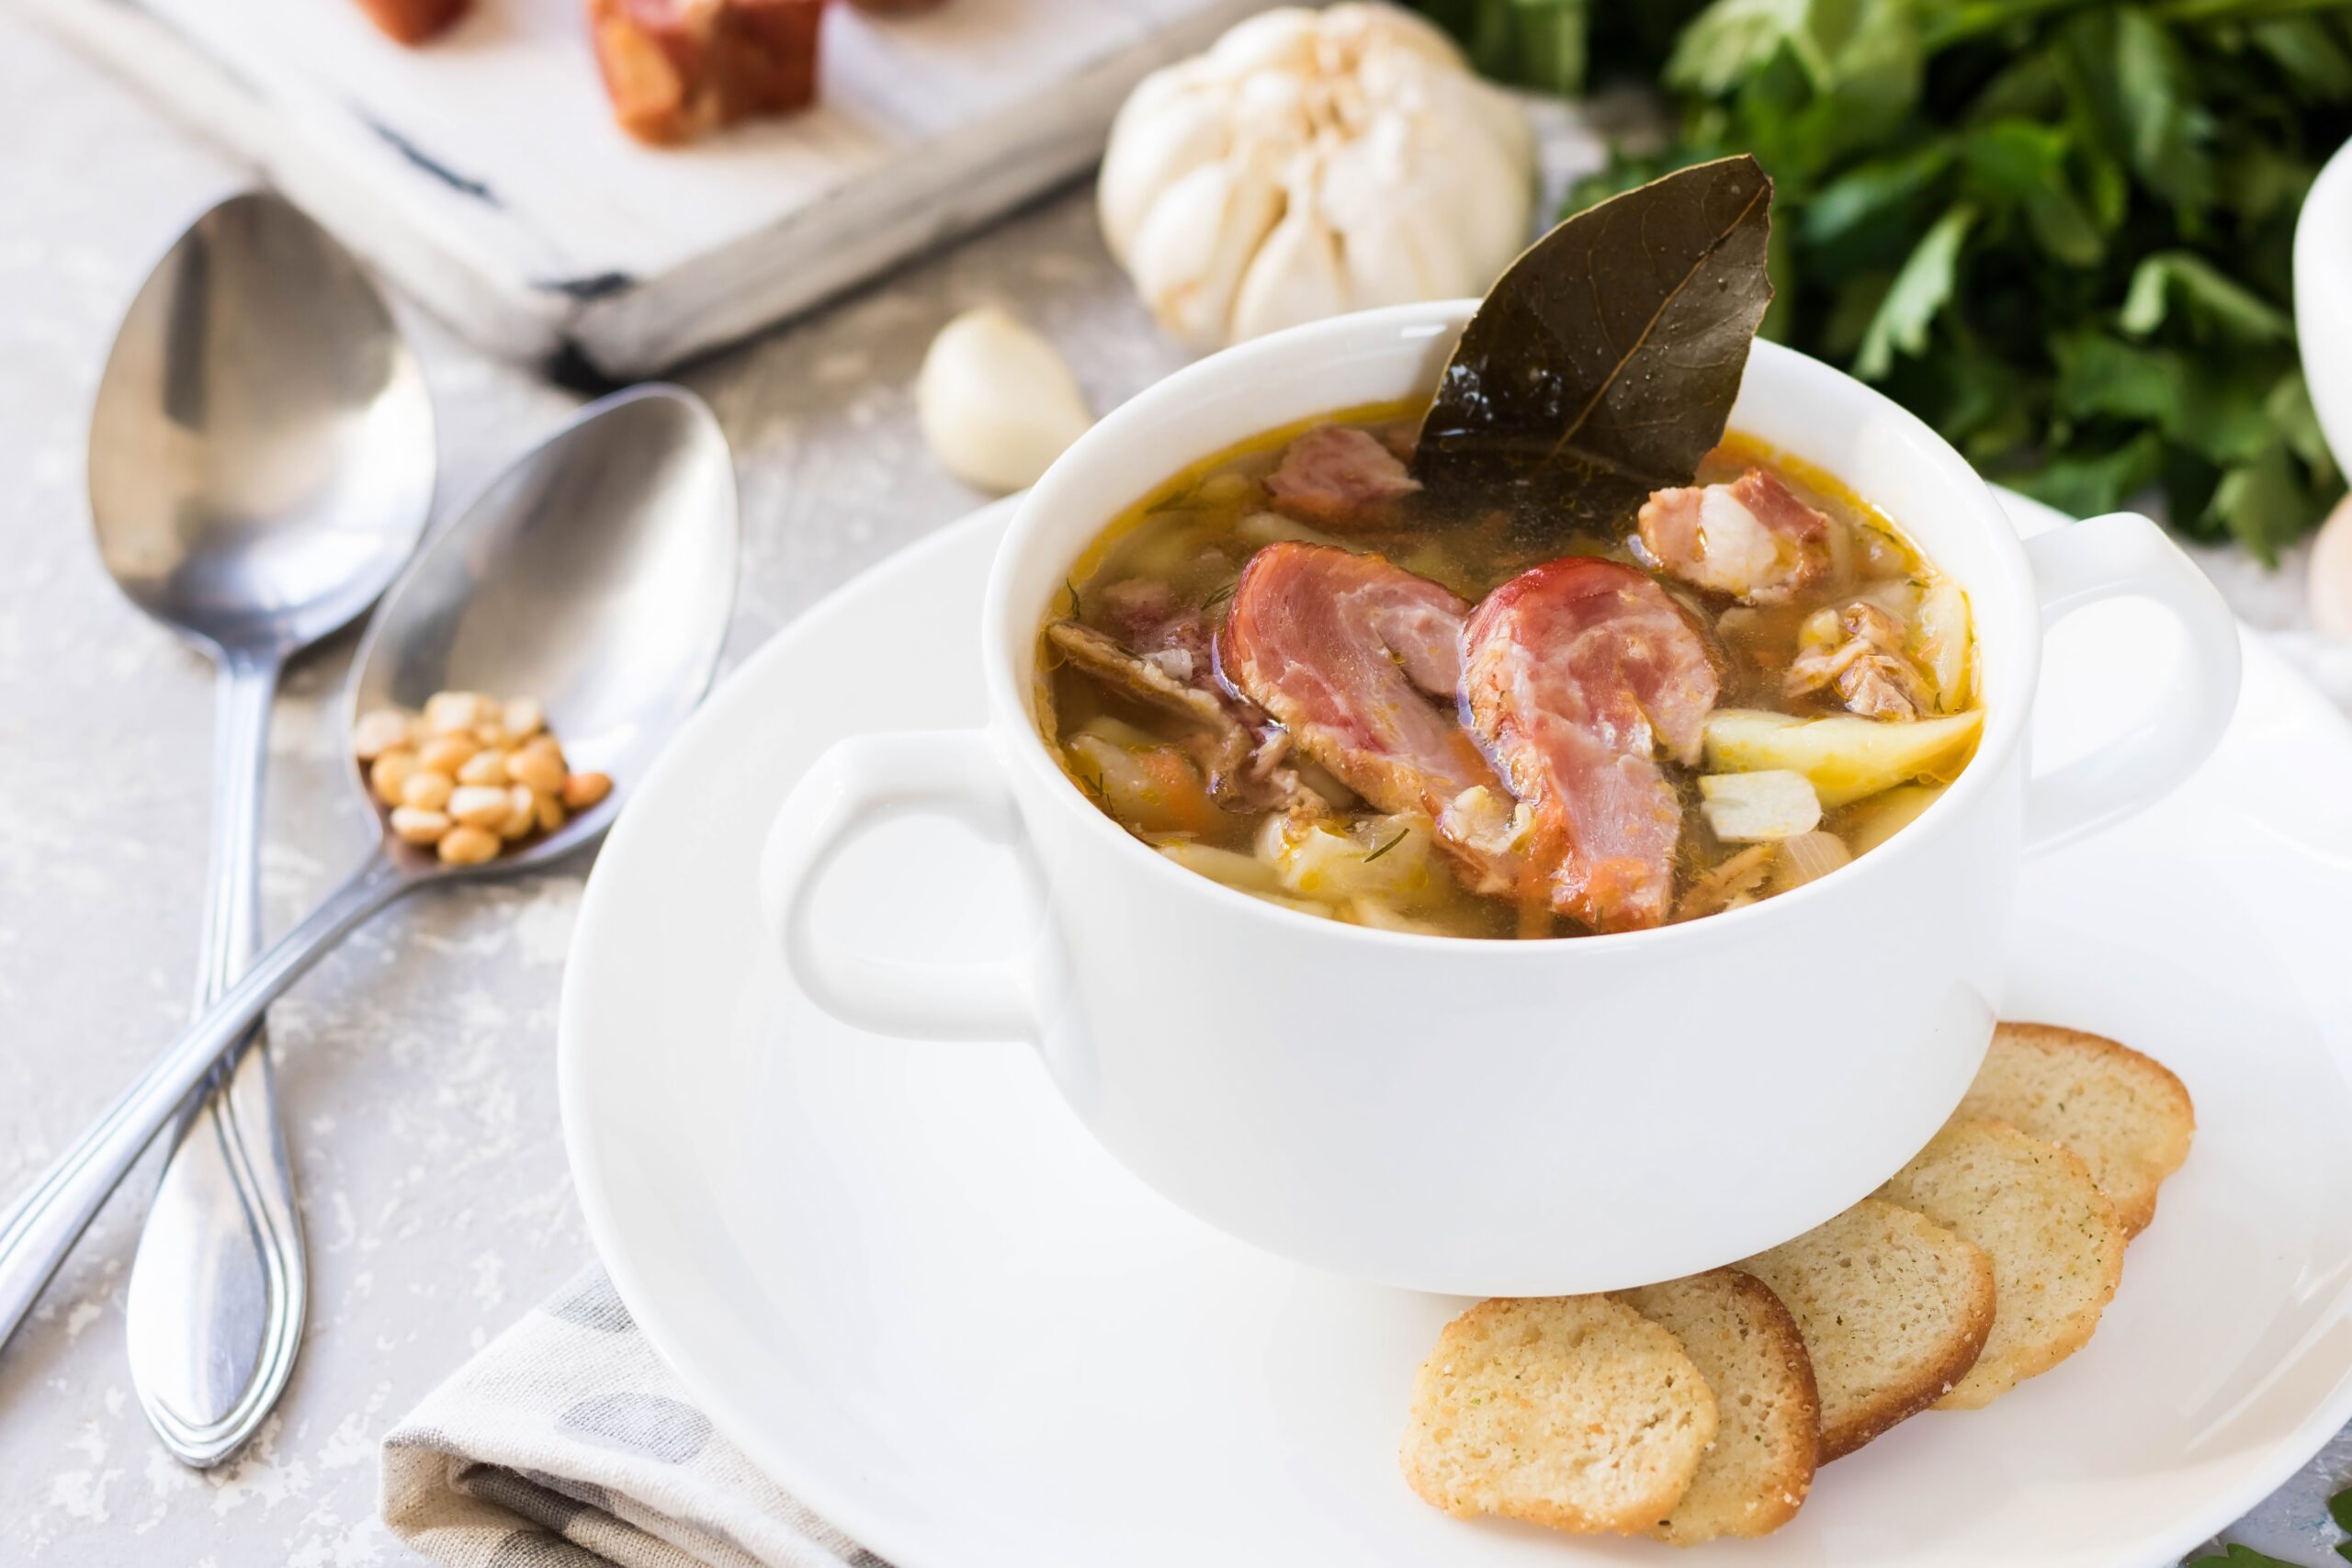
[1699,770,1823,842]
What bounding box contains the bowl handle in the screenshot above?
[2020,513,2241,856]
[760,729,1038,1041]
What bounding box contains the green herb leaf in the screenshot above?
[2209,436,2322,565]
[2332,1479,2352,1533]
[2120,253,2292,344]
[1363,828,1411,863]
[1414,155,1775,536]
[1065,577,1082,618]
[1855,203,1975,380]
[2182,1546,2305,1568]
[1421,0,2352,561]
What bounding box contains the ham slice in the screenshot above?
[1220,543,1521,891]
[1263,427,1421,529]
[1637,468,1832,605]
[1463,558,1720,932]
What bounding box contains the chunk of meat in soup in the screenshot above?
[1463,558,1721,932]
[1046,614,1302,809]
[1263,426,1422,529]
[1786,602,1932,719]
[1637,468,1832,604]
[1219,543,1522,892]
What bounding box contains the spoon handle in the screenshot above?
[0,850,409,1358]
[125,653,307,1466]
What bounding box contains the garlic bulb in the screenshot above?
[1099,4,1534,351]
[916,307,1094,493]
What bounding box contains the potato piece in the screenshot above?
[1916,581,1973,712]
[1066,734,1222,837]
[1839,784,1946,856]
[1159,840,1284,896]
[1259,812,1445,908]
[1703,708,1983,808]
[1699,771,1822,842]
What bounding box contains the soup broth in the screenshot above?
[1036,403,1981,939]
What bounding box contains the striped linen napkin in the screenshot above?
[381,1268,879,1568]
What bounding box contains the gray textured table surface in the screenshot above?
[2,11,2347,1565]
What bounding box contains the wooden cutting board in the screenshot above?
[30,0,1266,376]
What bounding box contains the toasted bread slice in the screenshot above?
[1402,1295,1718,1534]
[1739,1199,1995,1460]
[1617,1269,1819,1543]
[1957,1022,2194,1236]
[1875,1118,2126,1409]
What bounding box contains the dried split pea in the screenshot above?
[401,770,454,812]
[417,734,478,774]
[370,750,419,807]
[446,784,506,829]
[424,691,492,735]
[357,689,606,865]
[505,746,565,794]
[353,709,411,761]
[560,772,612,811]
[457,747,512,786]
[495,785,537,840]
[436,825,501,865]
[390,807,451,845]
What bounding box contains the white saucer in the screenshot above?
[560,494,2352,1568]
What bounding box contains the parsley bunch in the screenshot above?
[1422,0,2352,561]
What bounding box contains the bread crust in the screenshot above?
[1617,1269,1821,1542]
[1401,1295,1717,1534]
[1740,1199,1996,1461]
[1958,1022,2195,1236]
[1876,1118,2127,1409]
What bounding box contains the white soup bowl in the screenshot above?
[759,302,2240,1296]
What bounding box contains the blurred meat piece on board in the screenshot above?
[589,0,830,145]
[357,0,470,44]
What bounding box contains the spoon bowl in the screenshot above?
[346,383,739,874]
[90,192,434,656]
[0,383,738,1367]
[89,189,436,1468]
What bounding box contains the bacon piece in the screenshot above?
[357,0,469,43]
[1463,558,1721,933]
[1786,603,1932,719]
[589,0,826,146]
[1637,468,1833,605]
[1219,543,1521,892]
[1263,427,1422,529]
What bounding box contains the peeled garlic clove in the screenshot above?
[916,307,1094,493]
[2311,493,2352,637]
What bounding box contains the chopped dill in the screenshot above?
[1363,829,1409,863]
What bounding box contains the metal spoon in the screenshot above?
[88,191,435,1467]
[0,384,739,1371]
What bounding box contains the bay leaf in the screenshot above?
[1412,154,1775,537]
